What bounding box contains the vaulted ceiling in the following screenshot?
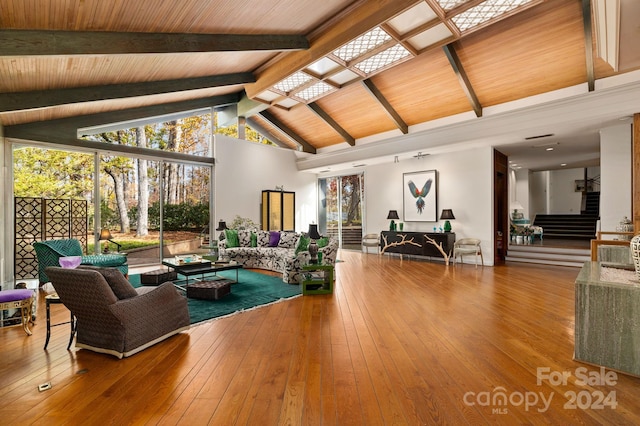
[1,0,639,172]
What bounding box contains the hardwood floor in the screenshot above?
[2,251,640,425]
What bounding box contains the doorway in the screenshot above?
[318,173,364,250]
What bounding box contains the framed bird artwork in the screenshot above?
[403,170,437,222]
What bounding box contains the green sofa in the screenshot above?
[33,238,128,285]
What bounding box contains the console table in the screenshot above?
[380,231,455,260]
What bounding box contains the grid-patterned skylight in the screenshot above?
[294,82,336,101]
[437,0,473,11]
[452,0,534,32]
[333,27,392,62]
[273,71,313,93]
[354,44,411,75]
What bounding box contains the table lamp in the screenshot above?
[99,228,121,253]
[440,209,455,232]
[308,224,321,264]
[216,220,228,240]
[387,210,399,231]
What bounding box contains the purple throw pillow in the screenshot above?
[268,231,281,247]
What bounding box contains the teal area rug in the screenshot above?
[129,269,301,324]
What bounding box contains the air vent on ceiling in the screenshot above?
[524,133,554,140]
[413,152,429,159]
[352,163,367,167]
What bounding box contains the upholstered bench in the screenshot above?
[186,280,232,300]
[0,289,35,335]
[141,268,178,285]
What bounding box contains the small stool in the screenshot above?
[141,268,178,285]
[186,280,232,300]
[44,294,76,350]
[0,289,35,336]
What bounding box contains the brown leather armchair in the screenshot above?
[46,266,189,358]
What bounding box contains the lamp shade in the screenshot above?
[386,210,399,220]
[99,228,113,240]
[308,224,321,240]
[510,201,524,211]
[216,220,228,231]
[440,209,455,220]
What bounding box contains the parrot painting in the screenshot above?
[407,178,432,214]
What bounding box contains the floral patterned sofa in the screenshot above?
[218,229,338,284]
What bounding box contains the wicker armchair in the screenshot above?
[45,266,189,358]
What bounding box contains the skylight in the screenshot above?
[437,0,473,11]
[263,0,538,107]
[294,82,336,101]
[452,0,534,32]
[273,71,313,94]
[354,44,411,75]
[333,27,391,62]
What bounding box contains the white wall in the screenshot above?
[548,168,584,214]
[600,123,632,231]
[529,170,548,216]
[214,135,317,232]
[362,146,495,265]
[510,169,530,217]
[0,122,6,288]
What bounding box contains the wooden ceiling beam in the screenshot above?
[581,0,596,92]
[361,79,408,134]
[257,110,316,153]
[5,94,240,138]
[0,73,255,112]
[245,117,294,149]
[0,30,309,56]
[307,103,355,146]
[443,43,482,117]
[246,0,421,98]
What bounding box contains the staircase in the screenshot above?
[506,244,590,267]
[533,214,598,239]
[532,191,599,240]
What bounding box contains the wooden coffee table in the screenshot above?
[162,257,243,288]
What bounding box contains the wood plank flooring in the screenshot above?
[2,251,640,425]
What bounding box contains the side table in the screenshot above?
[302,263,334,295]
[44,294,76,350]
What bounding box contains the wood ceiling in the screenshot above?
[0,0,637,158]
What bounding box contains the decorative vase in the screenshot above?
[399,222,404,231]
[631,235,640,278]
[516,235,523,245]
[617,216,634,241]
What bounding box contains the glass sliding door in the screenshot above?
[161,162,211,258]
[318,173,364,250]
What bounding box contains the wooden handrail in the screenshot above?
[596,231,635,239]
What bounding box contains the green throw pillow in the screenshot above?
[251,232,257,247]
[224,229,240,248]
[295,235,310,254]
[317,236,329,248]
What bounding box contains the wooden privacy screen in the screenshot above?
[14,197,88,280]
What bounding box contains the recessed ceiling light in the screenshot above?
[560,163,567,167]
[546,147,554,151]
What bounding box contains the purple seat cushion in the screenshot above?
[0,289,34,303]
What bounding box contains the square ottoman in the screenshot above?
[186,280,232,300]
[140,268,178,285]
